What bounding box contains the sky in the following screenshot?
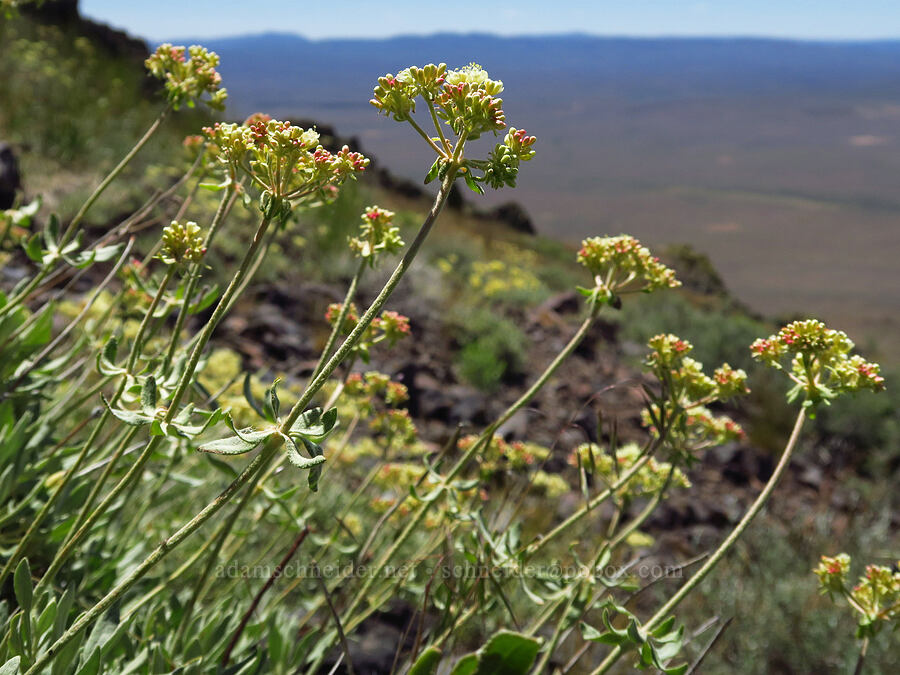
[80,0,900,42]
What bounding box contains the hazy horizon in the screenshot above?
[81,0,900,43]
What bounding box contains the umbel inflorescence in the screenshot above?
[145,44,227,110]
[751,319,885,408]
[370,62,536,192]
[203,119,369,219]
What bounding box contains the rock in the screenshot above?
[481,201,536,234]
[496,409,529,440]
[0,142,22,210]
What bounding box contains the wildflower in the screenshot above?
[751,320,885,408]
[572,442,690,499]
[577,235,680,306]
[145,44,227,110]
[371,63,535,191]
[159,220,205,266]
[815,553,900,639]
[348,205,404,264]
[203,119,368,212]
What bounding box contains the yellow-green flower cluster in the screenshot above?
[372,461,435,492]
[145,44,227,110]
[642,405,745,451]
[325,304,411,362]
[571,442,690,499]
[459,434,551,475]
[343,371,417,447]
[348,205,404,265]
[468,259,543,300]
[577,235,680,306]
[815,553,900,639]
[643,335,748,460]
[530,470,569,498]
[646,334,749,403]
[203,119,368,209]
[159,220,205,266]
[751,320,885,408]
[371,62,505,139]
[370,63,536,191]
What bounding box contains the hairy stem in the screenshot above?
[590,409,807,675]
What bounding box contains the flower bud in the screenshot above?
[159,220,205,266]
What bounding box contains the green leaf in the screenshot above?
[283,436,326,489]
[424,158,441,184]
[141,376,158,416]
[20,302,54,348]
[13,558,32,615]
[102,396,154,427]
[290,406,338,441]
[651,616,677,638]
[74,648,100,675]
[473,630,541,675]
[263,379,281,422]
[243,373,265,419]
[409,646,442,675]
[448,654,478,675]
[24,232,42,262]
[91,244,124,263]
[463,172,485,195]
[626,618,645,645]
[198,427,273,455]
[45,214,60,249]
[36,598,57,637]
[188,285,220,314]
[97,337,125,376]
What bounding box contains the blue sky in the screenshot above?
[80,0,899,42]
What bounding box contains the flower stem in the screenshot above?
[161,186,237,373]
[589,409,807,675]
[341,298,603,625]
[31,213,273,594]
[60,106,171,246]
[2,263,175,591]
[25,174,457,673]
[309,257,366,383]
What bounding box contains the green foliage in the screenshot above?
[452,308,528,391]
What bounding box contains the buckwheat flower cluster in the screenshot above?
[158,220,205,266]
[751,320,885,408]
[371,62,505,139]
[372,462,435,492]
[814,553,852,597]
[348,205,404,265]
[641,405,745,450]
[643,334,748,460]
[577,235,680,306]
[344,372,417,446]
[571,442,691,499]
[145,44,227,110]
[344,371,409,414]
[325,303,411,362]
[203,119,368,215]
[459,434,550,476]
[370,62,536,191]
[646,334,749,403]
[814,553,900,639]
[530,471,570,498]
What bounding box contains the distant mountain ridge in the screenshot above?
[173,32,900,106]
[163,32,900,345]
